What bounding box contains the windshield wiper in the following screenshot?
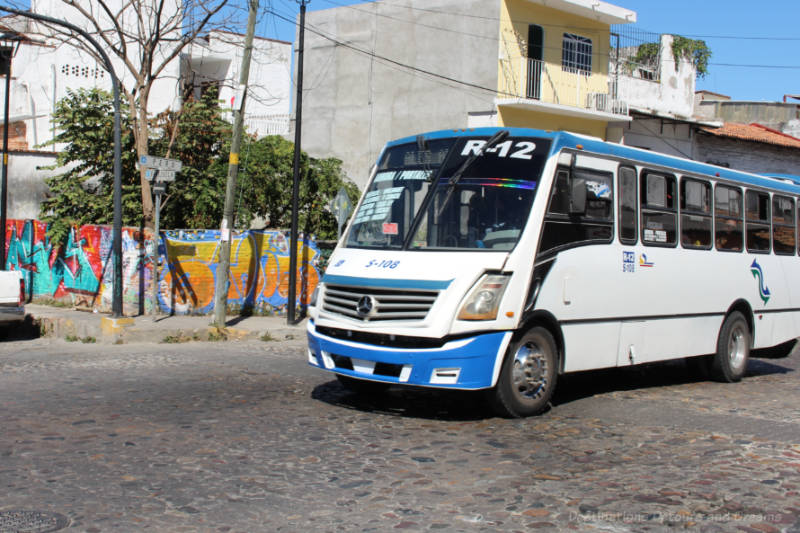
[436,129,509,218]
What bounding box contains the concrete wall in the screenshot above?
[617,34,696,118]
[301,0,501,189]
[695,101,800,133]
[621,115,694,159]
[6,152,59,220]
[694,134,800,176]
[5,220,321,316]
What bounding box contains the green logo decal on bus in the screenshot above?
[750,259,771,305]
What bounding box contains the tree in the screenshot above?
[40,88,360,240]
[149,86,233,229]
[39,88,140,244]
[236,135,360,239]
[13,0,233,228]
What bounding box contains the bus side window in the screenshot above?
[715,184,743,252]
[618,166,637,244]
[680,177,712,249]
[539,166,613,254]
[772,195,795,255]
[640,171,677,246]
[745,190,771,253]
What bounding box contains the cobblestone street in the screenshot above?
[1,337,800,532]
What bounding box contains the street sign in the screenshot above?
[152,183,166,194]
[139,155,182,172]
[145,169,176,182]
[331,187,352,224]
[330,187,353,239]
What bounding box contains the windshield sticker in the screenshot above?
[750,259,771,305]
[639,254,654,268]
[374,169,432,183]
[382,222,399,235]
[353,187,404,223]
[587,180,611,199]
[623,251,635,273]
[452,177,537,190]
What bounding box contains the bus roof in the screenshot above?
[388,127,800,196]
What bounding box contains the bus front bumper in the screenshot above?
[306,321,513,390]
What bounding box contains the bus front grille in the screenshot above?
[321,284,438,322]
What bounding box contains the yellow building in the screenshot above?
[495,0,635,139]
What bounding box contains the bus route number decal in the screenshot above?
[366,259,400,269]
[622,251,635,273]
[461,140,537,160]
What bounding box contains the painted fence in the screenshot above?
[4,219,321,316]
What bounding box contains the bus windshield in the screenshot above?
[346,135,552,250]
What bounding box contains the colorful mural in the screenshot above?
[4,219,321,316]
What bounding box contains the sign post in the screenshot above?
[139,156,182,318]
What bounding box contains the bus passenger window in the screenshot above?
[680,178,712,249]
[539,166,613,254]
[745,190,771,253]
[772,195,795,255]
[640,171,677,246]
[715,185,743,252]
[618,166,637,244]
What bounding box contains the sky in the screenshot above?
[261,0,800,103]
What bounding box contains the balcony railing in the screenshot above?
[501,58,628,117]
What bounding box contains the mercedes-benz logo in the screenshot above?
[356,295,376,318]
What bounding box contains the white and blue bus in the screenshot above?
[307,127,800,417]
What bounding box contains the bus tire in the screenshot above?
[710,311,750,382]
[336,374,390,395]
[490,327,558,418]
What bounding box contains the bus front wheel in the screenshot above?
[490,327,558,417]
[711,311,750,382]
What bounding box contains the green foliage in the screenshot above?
[628,36,711,79]
[149,86,232,228]
[39,88,139,243]
[671,35,711,79]
[237,136,360,239]
[39,87,360,241]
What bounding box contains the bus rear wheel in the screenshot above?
[711,311,750,382]
[490,327,558,417]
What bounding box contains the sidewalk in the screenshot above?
[22,304,308,344]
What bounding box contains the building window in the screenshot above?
[562,33,592,74]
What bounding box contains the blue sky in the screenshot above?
[263,0,800,103]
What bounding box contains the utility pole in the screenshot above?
[287,0,308,324]
[212,0,259,328]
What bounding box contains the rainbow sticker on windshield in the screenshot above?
[452,177,537,190]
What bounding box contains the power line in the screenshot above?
[277,2,800,71]
[315,0,800,42]
[267,7,512,98]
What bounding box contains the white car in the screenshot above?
[0,270,25,324]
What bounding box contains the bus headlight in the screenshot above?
[309,285,320,307]
[457,274,510,321]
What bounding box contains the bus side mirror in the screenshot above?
[570,177,587,215]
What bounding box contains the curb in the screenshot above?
[26,313,306,345]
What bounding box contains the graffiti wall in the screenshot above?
[4,219,321,316]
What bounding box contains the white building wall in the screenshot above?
[1,2,291,219]
[301,0,502,189]
[617,34,696,119]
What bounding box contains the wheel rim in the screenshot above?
[728,322,747,371]
[512,341,549,400]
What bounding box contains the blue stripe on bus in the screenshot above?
[322,274,453,291]
[387,128,800,196]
